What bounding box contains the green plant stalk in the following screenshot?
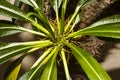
[60,0,69,34]
[31,47,53,68]
[27,18,50,36]
[36,10,55,40]
[61,49,72,80]
[56,9,61,34]
[28,46,60,80]
[28,0,55,40]
[64,11,78,32]
[47,49,57,80]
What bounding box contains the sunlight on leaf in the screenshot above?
[67,14,120,39]
[64,42,111,80]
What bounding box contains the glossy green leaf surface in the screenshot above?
[0,40,53,64]
[50,0,62,12]
[67,14,120,39]
[65,0,92,32]
[0,0,26,20]
[0,23,46,37]
[19,66,42,80]
[65,42,111,80]
[19,46,59,80]
[61,50,71,80]
[20,0,33,7]
[36,0,44,11]
[75,0,92,11]
[40,52,57,80]
[5,55,25,80]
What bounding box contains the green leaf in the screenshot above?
[0,23,46,37]
[40,51,57,80]
[64,42,111,80]
[67,14,120,39]
[19,66,43,80]
[50,0,62,12]
[20,0,33,7]
[60,0,69,33]
[36,0,44,11]
[65,0,92,32]
[19,46,60,80]
[61,49,71,80]
[0,0,26,20]
[5,55,25,80]
[0,40,53,64]
[75,0,92,11]
[50,0,62,34]
[32,48,53,68]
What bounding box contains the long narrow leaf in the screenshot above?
[64,42,111,80]
[0,23,46,37]
[20,0,34,7]
[50,0,62,12]
[0,0,26,20]
[0,40,53,64]
[60,0,69,33]
[61,49,71,80]
[5,55,25,80]
[19,46,60,80]
[67,14,120,39]
[0,1,50,36]
[40,51,57,80]
[65,0,92,32]
[32,48,53,68]
[50,0,62,34]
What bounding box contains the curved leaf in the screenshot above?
[0,40,53,64]
[0,0,26,20]
[64,42,111,80]
[5,55,25,80]
[67,14,120,39]
[0,23,46,37]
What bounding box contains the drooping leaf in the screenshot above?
[65,42,111,80]
[5,55,25,80]
[0,40,53,64]
[40,51,57,80]
[0,0,26,20]
[67,14,120,39]
[19,46,60,80]
[0,23,46,37]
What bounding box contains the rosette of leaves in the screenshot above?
[0,0,120,80]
